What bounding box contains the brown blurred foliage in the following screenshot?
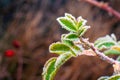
[0,0,120,80]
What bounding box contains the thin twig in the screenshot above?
[80,37,117,64]
[84,0,120,20]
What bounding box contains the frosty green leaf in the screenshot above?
[94,35,115,46]
[42,57,57,80]
[104,49,120,55]
[57,17,77,32]
[64,33,79,41]
[94,35,117,50]
[78,26,90,36]
[62,39,74,47]
[49,42,71,54]
[65,13,76,23]
[42,13,120,80]
[94,34,120,56]
[96,41,116,50]
[77,16,87,29]
[62,39,82,56]
[109,74,120,80]
[55,53,72,68]
[94,35,114,45]
[71,46,82,56]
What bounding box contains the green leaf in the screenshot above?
[78,26,90,36]
[94,35,117,50]
[94,35,115,46]
[61,34,74,47]
[61,34,66,40]
[62,40,80,56]
[77,16,87,29]
[62,39,74,47]
[77,21,83,29]
[70,45,82,56]
[77,25,89,36]
[42,57,57,80]
[104,49,120,55]
[65,13,76,24]
[55,53,72,68]
[64,40,82,57]
[64,33,79,41]
[109,74,120,80]
[61,34,82,56]
[57,17,77,32]
[61,33,78,47]
[49,42,71,54]
[62,39,82,56]
[97,41,115,49]
[97,76,109,80]
[94,35,119,52]
[94,39,116,50]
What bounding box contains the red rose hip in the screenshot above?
[5,50,15,57]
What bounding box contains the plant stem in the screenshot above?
[80,37,118,64]
[83,0,120,20]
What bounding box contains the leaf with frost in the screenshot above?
[57,17,77,32]
[104,49,120,55]
[94,35,117,50]
[42,57,57,80]
[77,16,87,29]
[78,26,90,36]
[94,35,115,45]
[64,33,79,41]
[49,42,71,55]
[62,39,74,47]
[65,13,76,23]
[109,74,120,80]
[55,53,72,68]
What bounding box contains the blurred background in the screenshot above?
[0,0,120,80]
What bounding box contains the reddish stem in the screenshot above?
[84,0,120,20]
